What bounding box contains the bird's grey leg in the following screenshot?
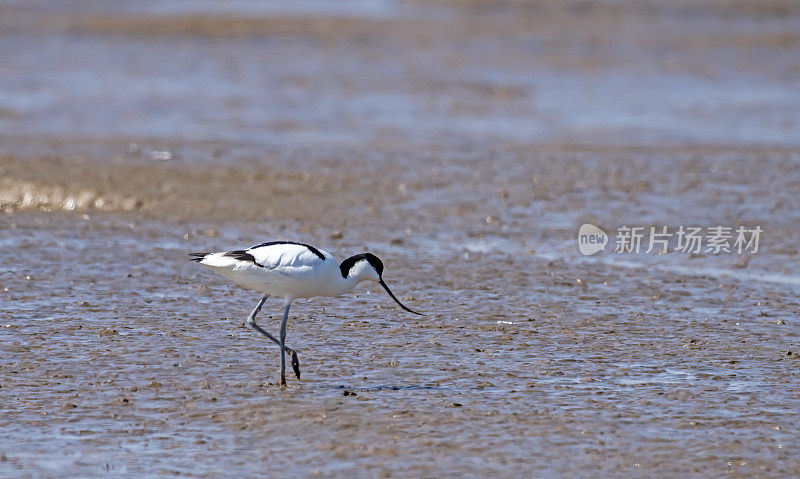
[246,295,288,351]
[280,302,291,386]
[246,295,301,380]
[246,294,268,323]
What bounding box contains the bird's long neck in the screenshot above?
[327,272,363,297]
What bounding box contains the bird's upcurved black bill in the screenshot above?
[379,279,424,315]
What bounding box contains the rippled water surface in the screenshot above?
[2,0,800,477]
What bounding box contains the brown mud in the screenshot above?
[2,0,800,477]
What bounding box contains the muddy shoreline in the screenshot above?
[3,0,800,476]
[3,144,800,477]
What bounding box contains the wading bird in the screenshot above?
[190,241,423,385]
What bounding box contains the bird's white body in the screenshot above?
[197,243,364,300]
[190,240,421,385]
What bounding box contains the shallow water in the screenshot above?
[2,0,800,477]
[2,0,799,150]
[2,211,800,476]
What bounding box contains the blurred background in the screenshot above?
[2,0,800,476]
[3,0,799,150]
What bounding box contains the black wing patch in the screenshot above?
[224,250,259,264]
[250,241,326,260]
[188,252,209,262]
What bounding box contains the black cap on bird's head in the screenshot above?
[340,252,424,316]
[363,252,384,277]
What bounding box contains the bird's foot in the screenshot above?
[291,351,301,380]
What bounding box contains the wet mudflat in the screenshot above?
[2,0,800,477]
[3,147,800,477]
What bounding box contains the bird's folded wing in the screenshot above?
[247,243,327,270]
